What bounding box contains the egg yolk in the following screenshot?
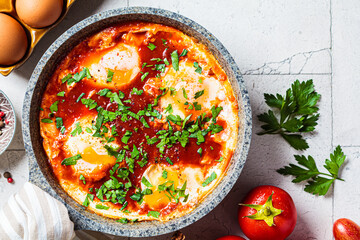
[80,147,116,165]
[82,43,140,88]
[143,167,181,210]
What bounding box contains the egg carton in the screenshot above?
[0,0,76,76]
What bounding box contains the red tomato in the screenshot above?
[333,218,360,240]
[217,236,246,240]
[238,185,297,240]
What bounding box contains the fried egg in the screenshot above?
[63,117,119,182]
[82,43,140,89]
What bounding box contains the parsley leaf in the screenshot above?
[257,79,320,150]
[141,72,149,81]
[121,130,132,144]
[41,118,53,123]
[96,204,110,210]
[202,172,217,187]
[162,170,168,179]
[55,117,65,134]
[194,90,205,99]
[193,62,202,74]
[71,122,82,136]
[211,106,223,121]
[81,98,98,110]
[76,93,85,102]
[166,157,173,165]
[141,177,153,188]
[140,117,150,128]
[50,101,59,113]
[79,174,86,184]
[147,211,160,218]
[147,43,157,51]
[61,154,82,165]
[277,146,346,196]
[107,70,114,82]
[179,49,188,57]
[57,91,65,97]
[182,88,188,99]
[155,64,166,72]
[165,104,173,114]
[171,50,179,71]
[82,193,94,207]
[131,87,144,96]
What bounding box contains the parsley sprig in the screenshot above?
[257,79,320,150]
[277,146,346,196]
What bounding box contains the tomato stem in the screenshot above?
[239,193,282,227]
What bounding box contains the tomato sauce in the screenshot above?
[41,22,234,217]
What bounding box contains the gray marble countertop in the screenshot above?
[1,0,359,239]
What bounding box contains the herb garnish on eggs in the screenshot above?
[39,22,239,222]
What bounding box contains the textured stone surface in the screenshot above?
[332,0,360,146]
[0,0,359,239]
[334,147,360,223]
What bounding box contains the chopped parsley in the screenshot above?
[107,69,114,82]
[155,64,166,72]
[55,117,65,134]
[193,62,202,74]
[162,170,168,179]
[121,130,132,144]
[140,117,150,128]
[141,177,153,188]
[41,118,53,123]
[179,49,188,57]
[61,154,82,166]
[215,156,224,162]
[141,72,149,81]
[211,106,223,121]
[147,211,160,218]
[57,91,65,97]
[182,88,188,99]
[79,174,86,184]
[166,157,174,165]
[151,58,162,62]
[194,90,205,99]
[96,204,110,210]
[202,172,217,187]
[197,148,203,156]
[193,102,202,111]
[171,50,179,71]
[49,101,59,113]
[117,218,128,223]
[81,98,97,110]
[165,104,173,114]
[82,193,94,207]
[62,68,89,85]
[76,93,85,102]
[71,122,82,136]
[147,43,157,51]
[131,88,144,96]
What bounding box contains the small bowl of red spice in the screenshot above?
[0,90,16,155]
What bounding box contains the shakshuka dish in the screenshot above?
[40,22,239,222]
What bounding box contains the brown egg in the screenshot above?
[16,0,63,28]
[0,13,28,66]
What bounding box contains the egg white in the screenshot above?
[63,116,119,182]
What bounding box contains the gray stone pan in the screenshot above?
[22,7,252,237]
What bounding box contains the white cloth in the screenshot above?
[0,182,75,240]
